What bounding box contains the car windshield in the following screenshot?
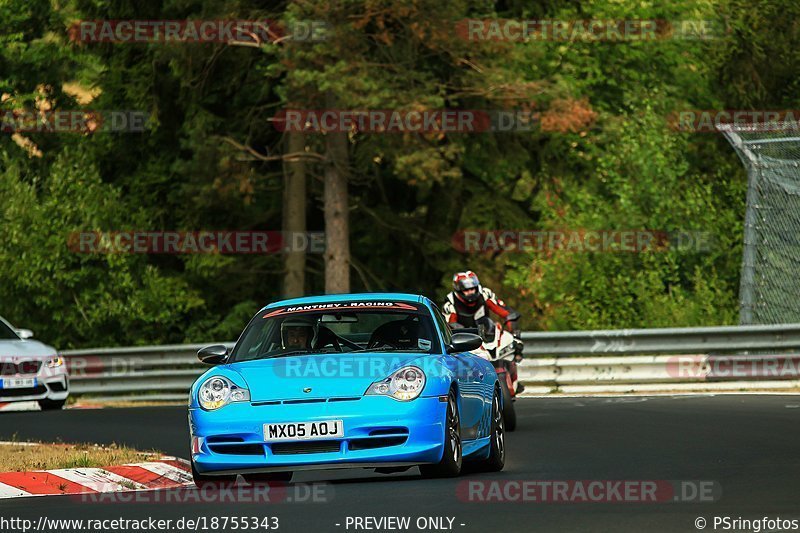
[230,301,440,362]
[0,320,19,340]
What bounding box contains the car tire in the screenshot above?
[499,378,517,432]
[191,459,237,488]
[420,390,462,478]
[243,472,293,484]
[474,388,505,472]
[38,399,66,411]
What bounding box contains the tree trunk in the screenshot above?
[282,131,307,298]
[324,127,351,293]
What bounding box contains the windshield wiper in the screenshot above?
[259,348,339,359]
[260,350,306,359]
[365,347,428,353]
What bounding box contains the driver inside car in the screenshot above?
[280,318,318,350]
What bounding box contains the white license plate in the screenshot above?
[2,378,35,389]
[264,420,344,442]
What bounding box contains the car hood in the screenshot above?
[0,339,57,359]
[228,352,433,402]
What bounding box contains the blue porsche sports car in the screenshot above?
[188,293,505,485]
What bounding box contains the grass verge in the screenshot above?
[0,440,162,472]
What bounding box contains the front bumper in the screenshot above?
[0,364,69,403]
[189,395,447,475]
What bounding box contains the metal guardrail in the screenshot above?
[520,323,800,356]
[59,324,800,401]
[61,343,234,401]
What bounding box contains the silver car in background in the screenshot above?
[0,316,68,410]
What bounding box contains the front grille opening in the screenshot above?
[252,397,362,406]
[270,440,341,455]
[348,436,408,451]
[209,444,264,456]
[49,382,67,392]
[0,385,46,397]
[283,398,326,405]
[206,436,245,444]
[0,361,42,375]
[369,428,409,436]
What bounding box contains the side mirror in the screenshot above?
[15,329,33,340]
[197,344,229,365]
[447,332,483,354]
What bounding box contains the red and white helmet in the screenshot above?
[453,271,481,303]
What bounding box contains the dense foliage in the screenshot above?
[2,0,792,347]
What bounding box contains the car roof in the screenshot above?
[261,292,426,311]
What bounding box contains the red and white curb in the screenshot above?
[0,401,37,412]
[0,457,192,498]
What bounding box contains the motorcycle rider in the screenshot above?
[443,271,524,393]
[443,271,517,330]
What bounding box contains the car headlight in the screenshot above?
[366,366,426,401]
[198,376,250,410]
[46,356,64,368]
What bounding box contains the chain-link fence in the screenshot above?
[720,121,800,324]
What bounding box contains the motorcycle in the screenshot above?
[460,316,523,431]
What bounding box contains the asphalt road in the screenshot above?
[1,395,799,532]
